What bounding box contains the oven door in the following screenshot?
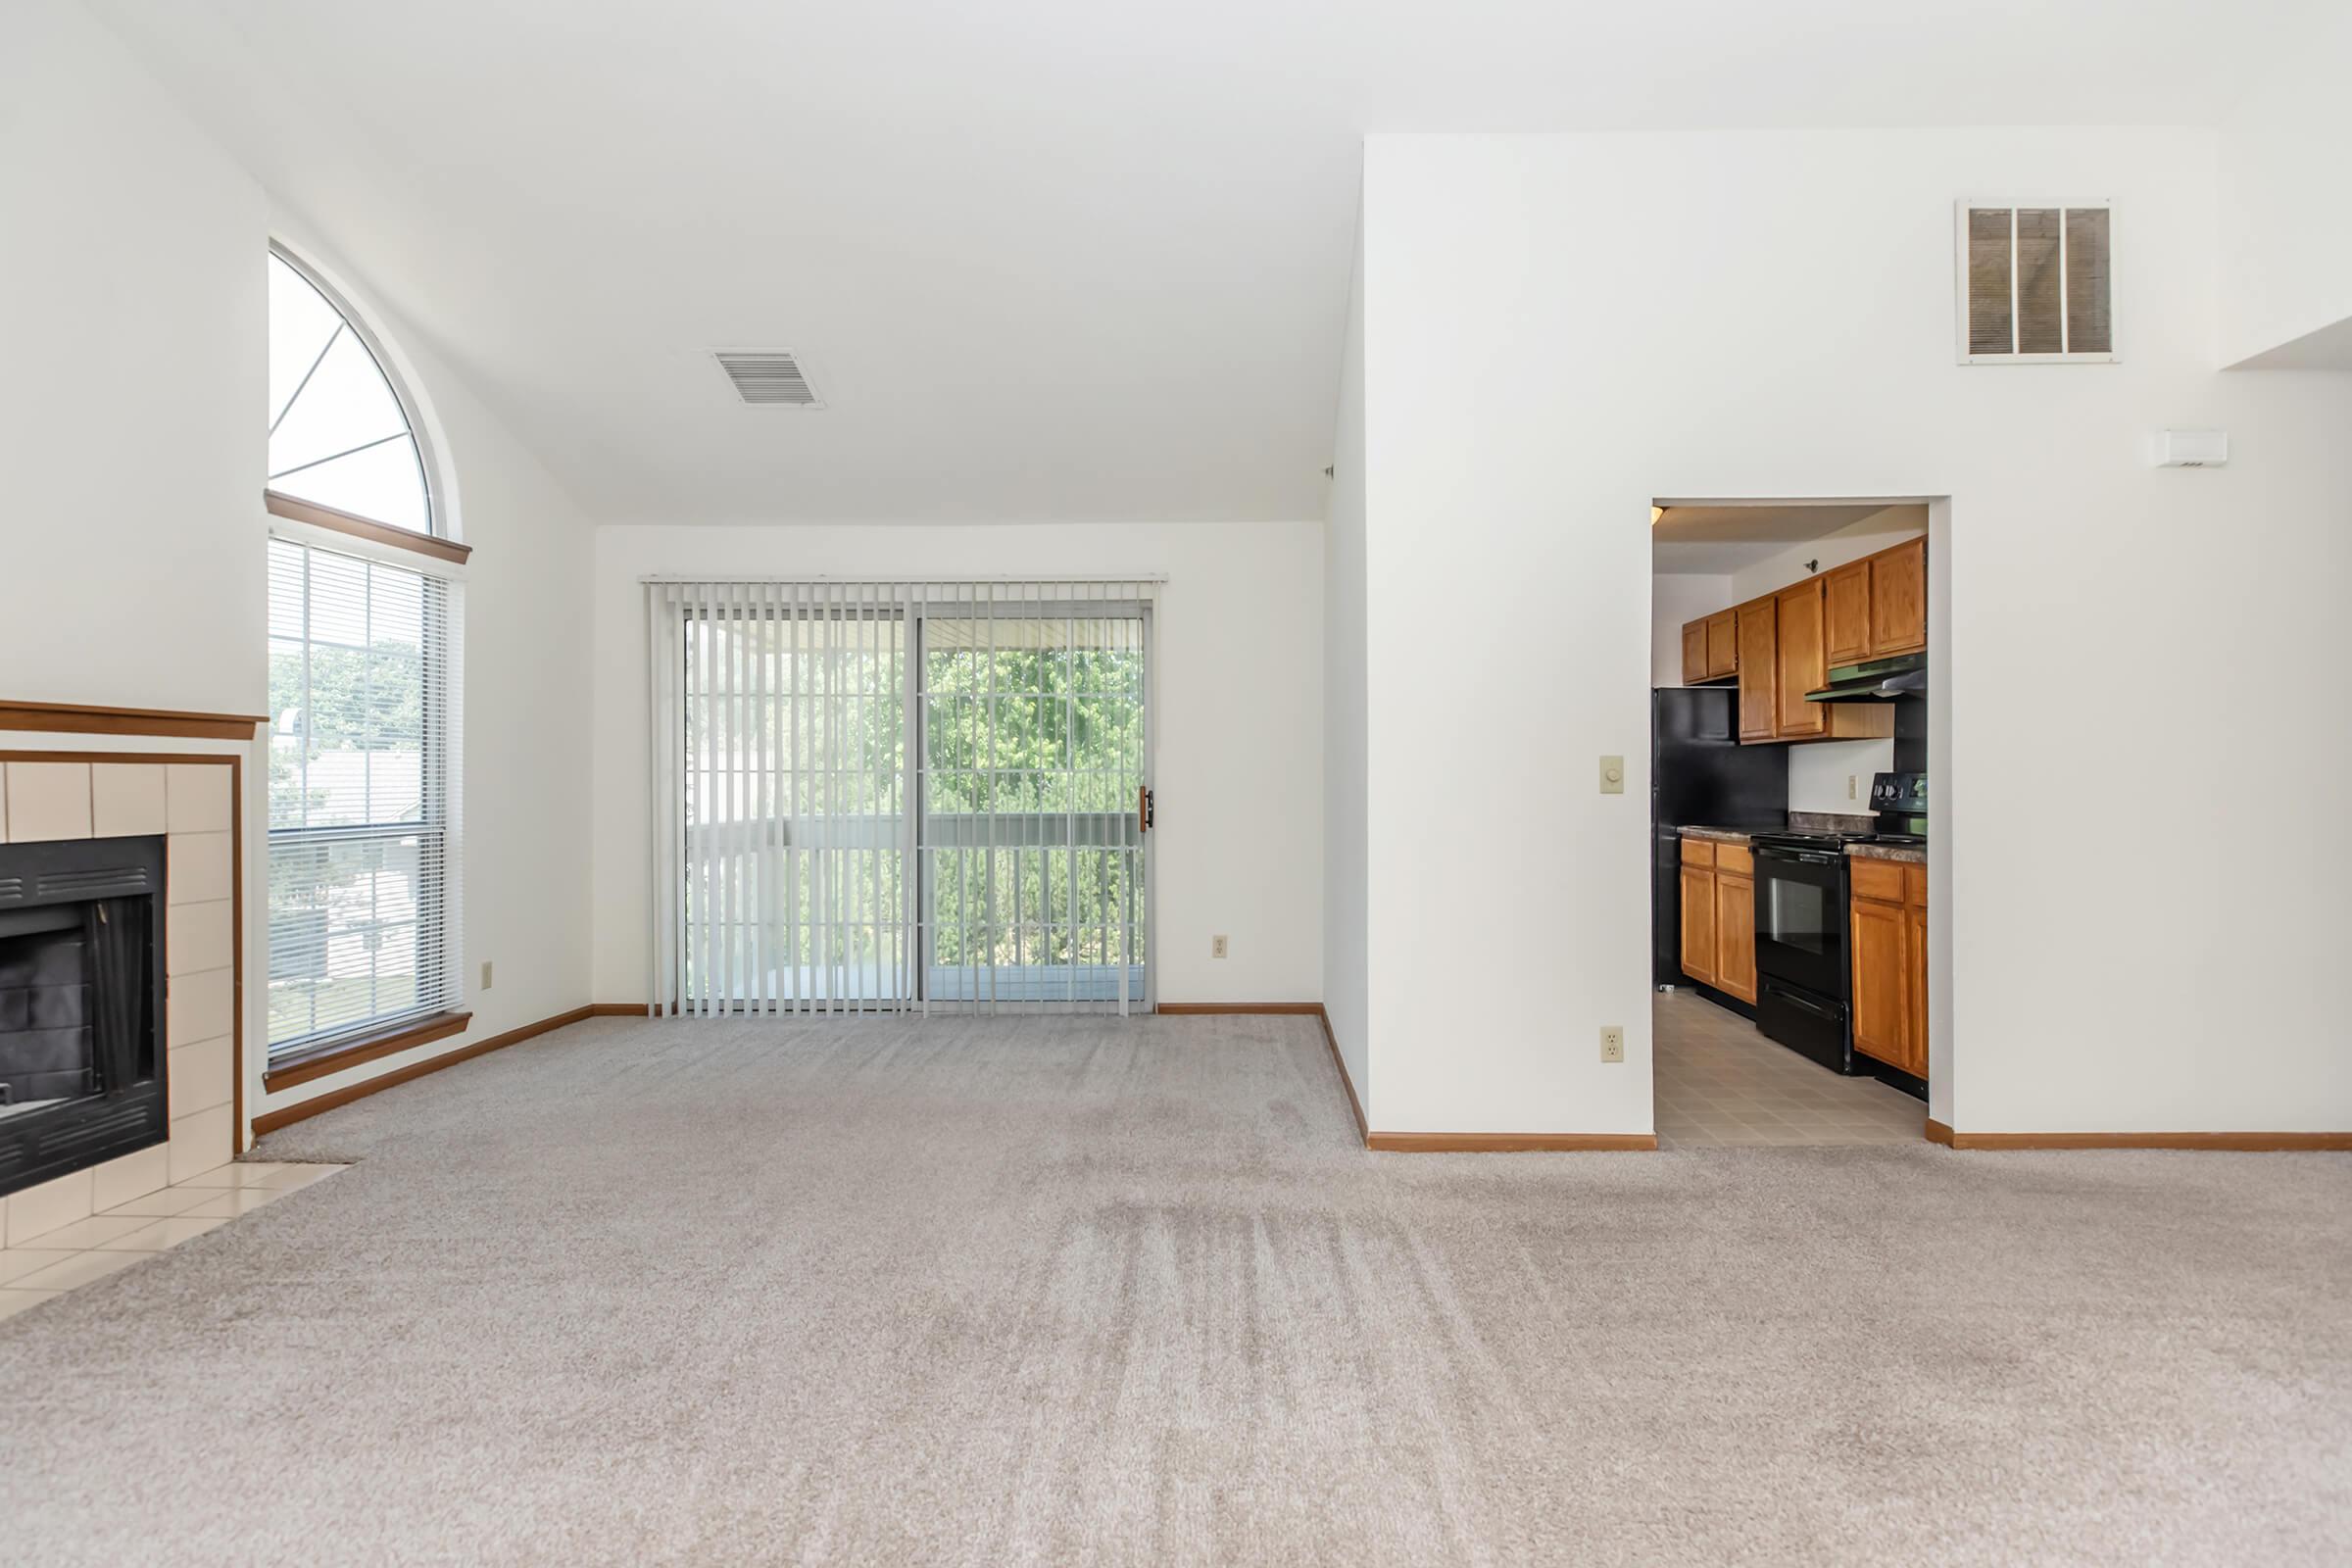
[1752,845,1848,999]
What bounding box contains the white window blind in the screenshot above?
[645,579,1155,1017]
[267,536,463,1053]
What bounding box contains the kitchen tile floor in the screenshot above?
[0,1160,345,1322]
[1653,990,1926,1148]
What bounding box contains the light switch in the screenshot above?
[1598,755,1625,794]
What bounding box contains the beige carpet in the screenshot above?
[0,1012,2346,1565]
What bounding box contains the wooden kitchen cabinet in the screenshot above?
[1824,559,1871,665]
[1680,836,1756,1003]
[1774,579,1828,740]
[1870,537,1927,657]
[1680,533,1920,738]
[1678,609,1740,684]
[1679,859,1717,987]
[1703,611,1738,678]
[1735,599,1777,741]
[1850,856,1928,1078]
[1712,848,1756,1004]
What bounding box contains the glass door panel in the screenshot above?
[918,609,1149,1010]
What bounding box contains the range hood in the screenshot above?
[1806,653,1926,703]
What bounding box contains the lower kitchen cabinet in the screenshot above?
[1679,836,1756,1003]
[1850,858,1928,1077]
[1713,850,1756,1004]
[1680,860,1717,988]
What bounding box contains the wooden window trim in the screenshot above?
[263,1009,472,1093]
[0,701,266,740]
[266,490,472,565]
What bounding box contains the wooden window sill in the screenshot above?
[266,490,472,565]
[264,1010,472,1093]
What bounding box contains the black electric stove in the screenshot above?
[1749,773,1926,1080]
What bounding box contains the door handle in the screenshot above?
[1138,786,1153,834]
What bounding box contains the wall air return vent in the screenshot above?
[713,350,823,407]
[1957,203,2114,364]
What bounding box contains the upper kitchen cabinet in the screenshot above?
[1736,599,1777,741]
[1678,608,1740,685]
[1704,610,1737,678]
[1869,537,1927,657]
[1681,620,1708,685]
[1775,580,1828,739]
[1824,560,1871,665]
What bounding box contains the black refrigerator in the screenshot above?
[1652,687,1787,987]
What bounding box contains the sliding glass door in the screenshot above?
[918,608,1149,1009]
[662,584,1152,1015]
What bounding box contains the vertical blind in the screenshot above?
[646,579,1154,1017]
[267,536,464,1052]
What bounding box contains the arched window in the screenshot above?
[264,244,465,1073]
[267,247,435,536]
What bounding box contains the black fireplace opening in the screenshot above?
[0,834,168,1199]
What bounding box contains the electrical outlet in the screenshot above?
[1211,935,1229,959]
[1847,774,1857,800]
[480,960,494,991]
[1599,1025,1625,1063]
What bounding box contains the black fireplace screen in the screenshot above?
[0,835,168,1198]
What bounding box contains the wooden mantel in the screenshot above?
[0,700,268,742]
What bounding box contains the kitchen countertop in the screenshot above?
[1846,842,1926,864]
[1677,826,1757,846]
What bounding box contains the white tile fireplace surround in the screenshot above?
[1,757,242,1245]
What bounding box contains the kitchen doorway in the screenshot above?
[1647,498,1939,1148]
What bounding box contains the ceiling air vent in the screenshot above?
[1957,203,2113,365]
[713,350,822,407]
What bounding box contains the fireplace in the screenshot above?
[0,834,168,1198]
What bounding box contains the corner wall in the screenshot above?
[1322,224,1370,1104]
[587,523,1325,1009]
[1358,128,2352,1137]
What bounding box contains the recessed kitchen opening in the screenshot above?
[1649,497,1937,1150]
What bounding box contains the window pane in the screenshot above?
[272,437,430,536]
[2015,209,2064,355]
[2064,208,2112,355]
[267,250,432,535]
[1966,209,2013,355]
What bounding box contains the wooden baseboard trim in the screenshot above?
[586,1003,649,1016]
[1931,1125,2352,1152]
[1313,1006,1371,1147]
[1154,1002,1323,1015]
[251,1005,596,1137]
[263,1010,471,1092]
[1366,1132,1659,1152]
[0,699,267,741]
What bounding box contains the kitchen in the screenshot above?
[1649,502,1932,1147]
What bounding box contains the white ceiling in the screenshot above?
[1651,503,1927,575]
[90,0,2322,525]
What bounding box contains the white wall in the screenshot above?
[1323,226,1370,1102]
[1359,128,2352,1137]
[0,0,268,716]
[589,523,1324,1008]
[3,1,597,1141]
[2217,2,2352,368]
[1648,574,1733,687]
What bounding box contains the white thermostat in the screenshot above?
[2149,429,2229,467]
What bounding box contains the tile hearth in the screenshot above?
[0,1160,344,1320]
